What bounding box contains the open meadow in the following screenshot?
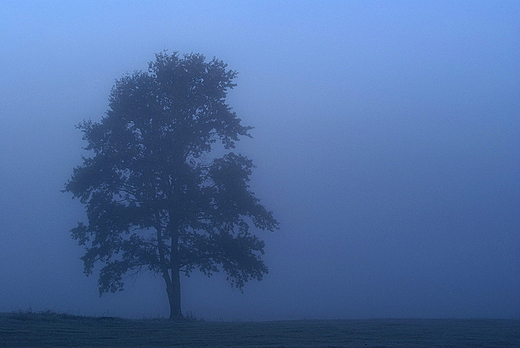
[1,311,518,348]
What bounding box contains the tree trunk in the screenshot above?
[165,216,182,320]
[166,268,182,320]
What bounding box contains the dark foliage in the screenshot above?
[64,51,278,318]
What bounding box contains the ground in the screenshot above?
[1,311,519,347]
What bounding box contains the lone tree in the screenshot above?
[64,52,279,320]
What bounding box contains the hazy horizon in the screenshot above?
[1,1,519,321]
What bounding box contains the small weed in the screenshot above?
[184,310,203,322]
[10,309,84,322]
[11,308,35,321]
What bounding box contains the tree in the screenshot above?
[64,51,279,320]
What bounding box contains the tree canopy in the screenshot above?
[64,51,279,319]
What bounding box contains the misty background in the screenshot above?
[1,1,518,321]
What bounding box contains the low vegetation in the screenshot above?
[2,310,519,347]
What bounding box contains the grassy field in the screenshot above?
[1,311,519,347]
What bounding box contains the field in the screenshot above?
[1,311,519,347]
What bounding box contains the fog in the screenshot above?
[1,1,518,321]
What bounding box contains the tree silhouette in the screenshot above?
[64,51,279,319]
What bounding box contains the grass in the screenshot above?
[1,310,519,347]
